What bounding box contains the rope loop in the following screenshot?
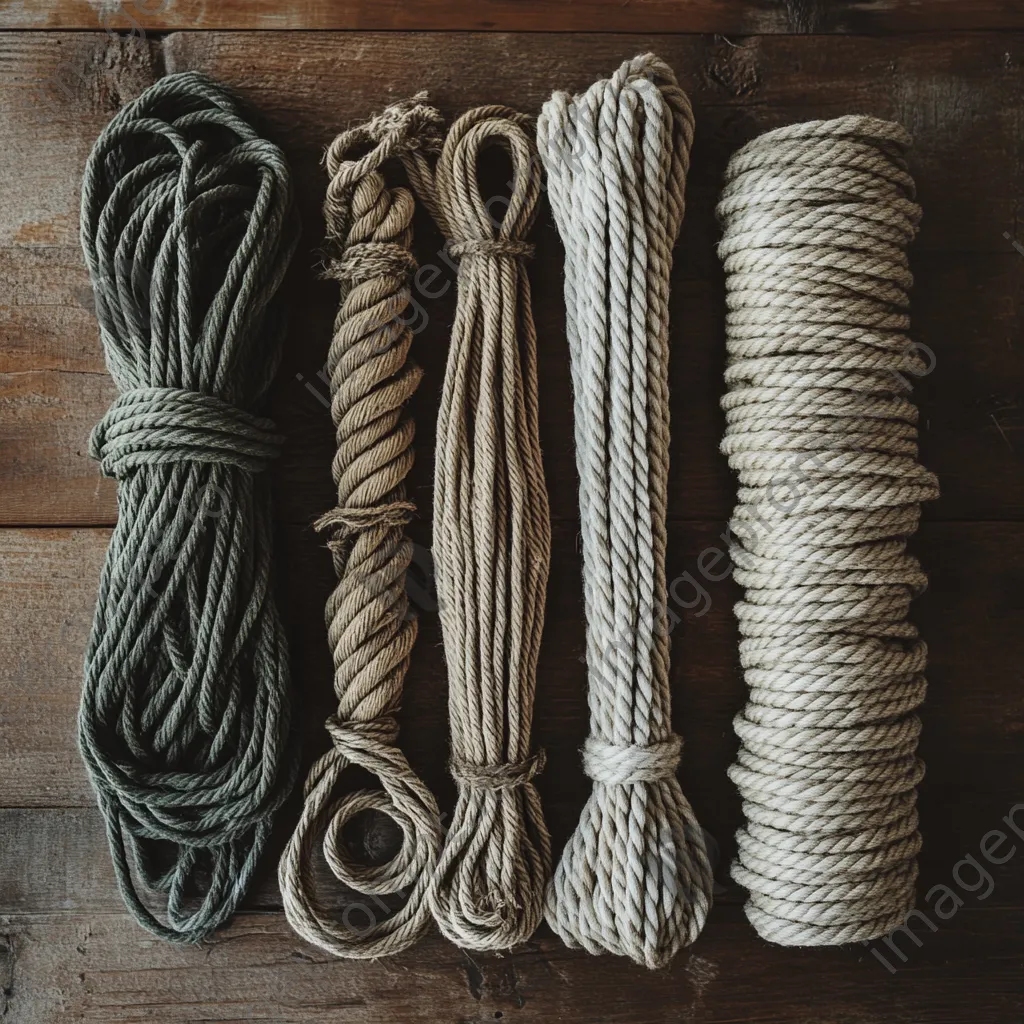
[327,92,445,186]
[408,103,553,952]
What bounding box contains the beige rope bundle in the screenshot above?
[411,106,553,951]
[538,55,713,969]
[718,116,939,945]
[278,97,446,958]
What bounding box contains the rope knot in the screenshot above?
[582,735,682,786]
[448,238,535,261]
[326,714,400,754]
[89,386,283,479]
[314,501,416,544]
[327,93,444,186]
[324,240,418,286]
[449,750,546,791]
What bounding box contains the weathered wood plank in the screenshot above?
[0,908,1020,1024]
[5,0,1024,34]
[0,806,403,916]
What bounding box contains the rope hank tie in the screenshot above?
[90,387,284,476]
[412,105,553,952]
[582,737,682,787]
[79,71,300,943]
[717,115,939,946]
[278,96,446,959]
[538,53,714,970]
[449,751,547,791]
[314,501,416,543]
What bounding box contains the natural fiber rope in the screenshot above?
[278,96,446,958]
[538,54,714,969]
[79,71,300,942]
[717,116,939,945]
[410,106,553,951]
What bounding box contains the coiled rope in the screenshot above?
[411,106,553,951]
[538,54,714,969]
[717,116,939,945]
[79,71,300,942]
[278,96,446,958]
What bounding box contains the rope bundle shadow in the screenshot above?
[79,71,300,942]
[538,54,714,969]
[278,95,446,958]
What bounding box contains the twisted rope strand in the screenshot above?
[718,115,939,946]
[79,71,300,943]
[278,96,446,959]
[412,106,553,951]
[538,54,713,969]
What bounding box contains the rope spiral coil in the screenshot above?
[79,71,300,942]
[538,54,714,969]
[412,106,553,951]
[717,116,939,945]
[277,96,447,959]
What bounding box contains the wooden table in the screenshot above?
[1,3,1022,1021]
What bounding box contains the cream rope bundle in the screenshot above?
[278,97,445,958]
[538,54,713,969]
[717,116,939,946]
[412,106,552,951]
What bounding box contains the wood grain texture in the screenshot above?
[2,32,1024,525]
[5,0,1024,34]
[0,909,1021,1023]
[1,23,1023,1024]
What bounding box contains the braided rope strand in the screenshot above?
[278,96,446,959]
[79,71,300,943]
[412,106,553,951]
[718,116,939,945]
[538,54,714,969]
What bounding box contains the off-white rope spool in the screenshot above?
[278,97,445,958]
[538,54,714,969]
[717,116,939,946]
[412,106,553,951]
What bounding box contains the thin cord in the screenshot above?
[412,105,553,951]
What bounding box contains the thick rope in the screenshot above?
[79,71,300,943]
[278,96,446,958]
[411,106,553,951]
[538,54,714,969]
[717,116,939,945]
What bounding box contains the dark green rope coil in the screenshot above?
[79,71,300,943]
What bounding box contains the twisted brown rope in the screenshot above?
[278,96,445,958]
[411,106,553,951]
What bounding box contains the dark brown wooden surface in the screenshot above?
[7,0,1024,34]
[0,15,1022,1024]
